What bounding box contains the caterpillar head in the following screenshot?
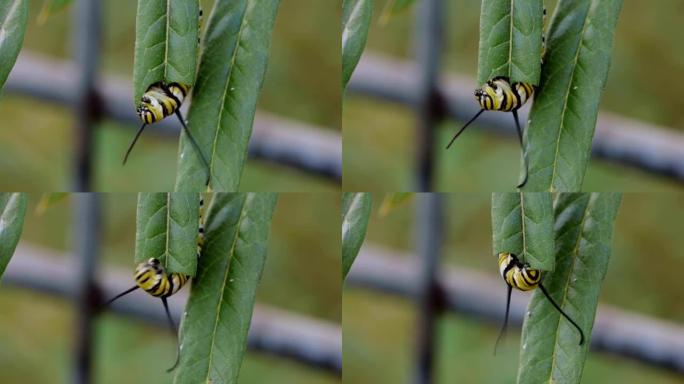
[137,95,163,124]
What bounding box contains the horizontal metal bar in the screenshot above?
[349,53,684,182]
[347,244,684,374]
[1,244,342,375]
[4,52,342,182]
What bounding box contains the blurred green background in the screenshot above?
[344,193,684,383]
[343,0,684,192]
[0,0,340,192]
[0,193,340,384]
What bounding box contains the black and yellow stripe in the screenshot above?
[475,77,535,113]
[495,252,585,352]
[137,82,190,125]
[446,75,535,188]
[125,82,210,186]
[498,252,541,291]
[133,258,190,298]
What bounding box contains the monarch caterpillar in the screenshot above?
[495,252,585,353]
[447,6,548,189]
[446,77,533,188]
[105,197,205,371]
[123,82,211,185]
[125,8,210,185]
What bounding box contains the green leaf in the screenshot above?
[37,0,72,24]
[0,193,27,279]
[0,0,28,91]
[173,193,278,384]
[34,192,69,215]
[342,192,372,279]
[477,0,544,86]
[135,193,200,276]
[523,0,623,191]
[378,192,413,217]
[517,193,621,384]
[174,0,281,192]
[491,192,554,271]
[342,0,373,88]
[132,0,200,105]
[382,0,415,18]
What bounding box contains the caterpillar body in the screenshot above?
[105,196,205,372]
[494,252,585,353]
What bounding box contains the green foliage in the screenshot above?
[477,0,544,86]
[342,0,373,88]
[175,0,281,192]
[132,0,199,104]
[342,192,372,279]
[0,193,27,279]
[135,193,200,276]
[174,193,278,384]
[491,192,554,271]
[381,0,415,20]
[379,192,413,217]
[34,192,68,215]
[0,0,28,91]
[37,0,72,23]
[523,0,623,191]
[517,193,621,384]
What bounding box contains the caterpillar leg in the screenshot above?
[512,110,529,188]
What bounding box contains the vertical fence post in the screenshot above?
[413,193,444,384]
[72,0,102,191]
[413,0,444,192]
[72,193,102,384]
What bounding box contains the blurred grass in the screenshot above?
[0,0,339,191]
[343,1,684,191]
[0,193,340,383]
[343,193,684,382]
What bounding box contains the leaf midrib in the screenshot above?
[548,4,593,190]
[208,4,250,185]
[0,0,20,30]
[547,197,592,378]
[506,0,514,79]
[164,193,171,270]
[203,195,248,382]
[519,192,527,263]
[163,0,170,80]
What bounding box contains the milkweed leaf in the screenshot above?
[0,193,27,279]
[133,0,200,105]
[477,0,544,86]
[378,192,413,217]
[380,0,415,24]
[135,193,201,276]
[37,0,72,24]
[0,0,28,91]
[173,193,278,384]
[175,0,280,191]
[523,0,623,191]
[342,192,372,279]
[491,192,554,271]
[517,193,621,384]
[342,0,373,88]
